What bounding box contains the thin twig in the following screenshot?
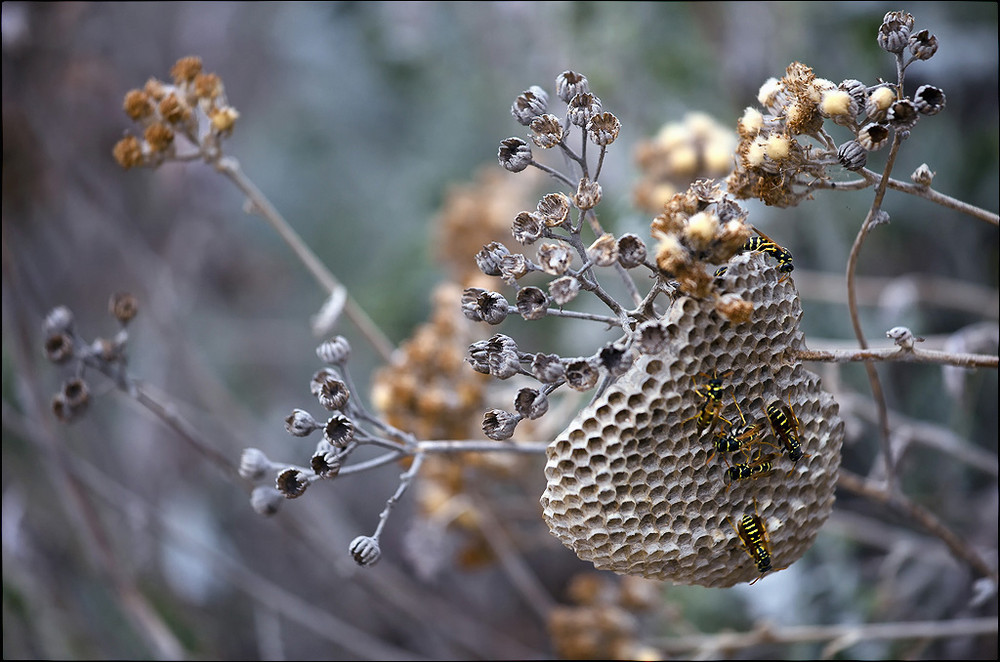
[837,468,998,584]
[648,616,998,657]
[846,132,904,492]
[795,346,998,369]
[213,156,396,363]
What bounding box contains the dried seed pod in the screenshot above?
[540,251,844,586]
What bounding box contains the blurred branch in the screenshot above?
[837,468,998,584]
[846,132,905,492]
[648,616,998,658]
[837,391,998,477]
[796,346,998,369]
[213,156,396,363]
[792,270,999,320]
[818,173,1000,226]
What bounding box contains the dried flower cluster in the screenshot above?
[547,574,662,660]
[632,112,737,215]
[727,11,945,207]
[112,55,239,169]
[42,293,138,423]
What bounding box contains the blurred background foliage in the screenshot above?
[2,2,997,659]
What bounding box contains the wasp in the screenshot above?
[706,396,766,466]
[724,452,777,491]
[766,396,805,464]
[744,225,794,277]
[730,500,776,585]
[684,370,732,438]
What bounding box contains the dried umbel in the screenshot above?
[540,251,844,586]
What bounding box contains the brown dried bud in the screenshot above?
[857,122,890,151]
[838,140,867,171]
[913,85,945,116]
[516,286,549,320]
[908,29,938,60]
[587,111,620,146]
[276,468,309,499]
[285,409,320,437]
[44,332,75,364]
[239,448,271,480]
[511,86,549,125]
[537,192,572,227]
[323,413,355,448]
[209,106,239,133]
[910,163,935,187]
[109,292,138,325]
[113,135,144,169]
[877,11,912,53]
[574,177,602,210]
[587,233,619,267]
[123,89,153,120]
[565,358,599,391]
[170,56,203,84]
[316,375,350,411]
[616,233,648,269]
[311,447,342,478]
[531,352,566,383]
[158,93,192,125]
[316,336,351,364]
[514,387,549,420]
[349,535,382,566]
[144,122,174,153]
[498,137,533,172]
[887,99,919,131]
[567,92,602,128]
[556,70,589,103]
[538,242,572,276]
[512,211,544,244]
[193,72,223,100]
[530,114,565,149]
[548,276,581,306]
[250,486,283,516]
[475,241,511,277]
[483,409,519,440]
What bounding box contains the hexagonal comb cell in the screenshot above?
[540,251,844,587]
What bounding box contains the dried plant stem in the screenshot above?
[817,174,999,225]
[837,468,998,584]
[213,156,396,363]
[846,133,903,492]
[883,176,1000,225]
[649,616,997,657]
[795,346,998,369]
[470,493,558,620]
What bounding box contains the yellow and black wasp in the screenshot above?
[730,500,776,585]
[706,396,766,466]
[744,225,794,277]
[723,452,777,491]
[684,370,733,438]
[766,396,805,464]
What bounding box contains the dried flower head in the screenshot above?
[530,114,565,149]
[323,413,356,448]
[113,135,144,169]
[170,56,203,84]
[239,448,271,481]
[511,85,549,125]
[498,137,533,172]
[349,535,382,567]
[555,70,590,103]
[285,408,320,437]
[250,486,283,516]
[587,111,621,146]
[515,286,549,320]
[108,292,138,325]
[482,409,520,440]
[276,468,309,499]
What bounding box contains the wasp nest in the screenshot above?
[540,251,844,587]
